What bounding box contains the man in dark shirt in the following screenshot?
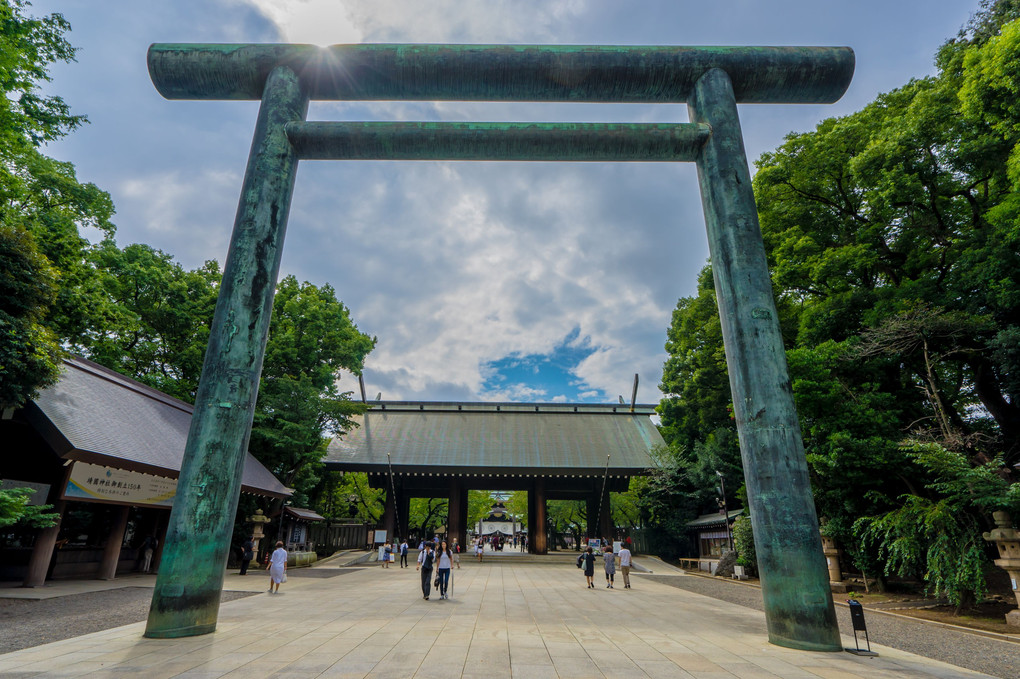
[416,543,435,600]
[239,536,254,575]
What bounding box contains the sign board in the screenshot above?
[0,479,50,505]
[613,541,622,554]
[373,530,387,544]
[848,599,867,631]
[588,539,601,552]
[63,462,176,507]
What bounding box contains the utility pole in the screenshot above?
[716,470,734,553]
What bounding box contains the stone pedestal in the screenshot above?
[820,531,846,593]
[982,511,1020,627]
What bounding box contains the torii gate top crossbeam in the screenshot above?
[148,43,853,104]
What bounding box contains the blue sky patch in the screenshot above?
[480,329,607,403]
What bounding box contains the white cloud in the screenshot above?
[244,0,588,44]
[118,169,242,259]
[34,0,979,406]
[243,0,362,45]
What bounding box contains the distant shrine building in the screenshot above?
[477,501,520,537]
[323,401,665,554]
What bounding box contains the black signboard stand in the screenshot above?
[845,599,879,656]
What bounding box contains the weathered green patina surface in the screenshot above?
[145,42,853,650]
[147,43,853,103]
[689,68,841,651]
[144,65,308,638]
[286,122,711,161]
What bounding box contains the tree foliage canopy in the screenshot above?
[650,2,1020,603]
[0,0,114,408]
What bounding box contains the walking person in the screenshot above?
[382,541,392,568]
[267,541,287,594]
[452,538,461,569]
[417,542,435,600]
[239,535,254,575]
[400,539,409,568]
[476,539,484,562]
[619,542,632,588]
[435,539,453,599]
[603,545,616,588]
[141,535,157,573]
[581,546,596,588]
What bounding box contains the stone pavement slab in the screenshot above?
[0,558,1003,678]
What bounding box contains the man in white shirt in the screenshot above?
[618,545,633,589]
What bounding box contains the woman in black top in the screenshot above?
[582,546,596,589]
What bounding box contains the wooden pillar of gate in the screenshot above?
[530,478,548,555]
[586,494,598,540]
[382,480,396,542]
[447,478,466,551]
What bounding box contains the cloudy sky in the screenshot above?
[34,0,977,404]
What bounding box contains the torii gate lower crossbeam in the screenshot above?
[143,43,852,653]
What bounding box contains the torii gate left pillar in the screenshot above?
[143,43,853,652]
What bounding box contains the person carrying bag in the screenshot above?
[417,542,435,600]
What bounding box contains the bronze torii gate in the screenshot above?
[143,43,854,652]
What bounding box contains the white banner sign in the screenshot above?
[63,462,176,507]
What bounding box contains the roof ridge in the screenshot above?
[63,356,196,415]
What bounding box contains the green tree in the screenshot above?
[0,486,57,528]
[856,443,1019,609]
[311,471,383,523]
[0,0,115,406]
[653,6,1020,593]
[67,243,219,401]
[250,276,376,507]
[0,225,60,408]
[466,490,493,531]
[408,497,447,538]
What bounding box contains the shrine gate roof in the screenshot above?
[323,401,664,477]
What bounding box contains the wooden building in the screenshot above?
[0,357,291,585]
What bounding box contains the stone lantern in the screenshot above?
[983,510,1020,627]
[248,509,272,568]
[819,522,846,593]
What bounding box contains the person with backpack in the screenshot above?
[452,538,461,568]
[581,546,596,588]
[417,542,435,600]
[399,539,409,568]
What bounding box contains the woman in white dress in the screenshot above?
[267,541,287,593]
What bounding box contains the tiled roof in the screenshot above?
[685,509,743,528]
[284,507,325,521]
[323,401,664,475]
[31,357,290,498]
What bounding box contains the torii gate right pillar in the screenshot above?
[689,68,841,652]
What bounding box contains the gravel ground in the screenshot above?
[0,588,255,654]
[649,574,1020,679]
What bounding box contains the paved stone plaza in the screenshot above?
[0,554,1003,678]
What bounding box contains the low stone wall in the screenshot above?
[287,551,317,568]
